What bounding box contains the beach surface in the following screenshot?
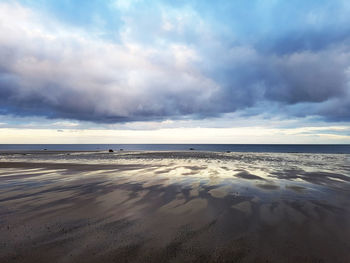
[0,151,350,262]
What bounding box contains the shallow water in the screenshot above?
[0,151,350,262]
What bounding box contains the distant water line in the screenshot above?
[0,144,349,154]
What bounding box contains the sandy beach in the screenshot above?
[0,151,350,262]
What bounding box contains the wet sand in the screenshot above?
[0,151,350,262]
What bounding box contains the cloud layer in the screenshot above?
[0,1,349,123]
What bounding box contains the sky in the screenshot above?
[0,0,349,143]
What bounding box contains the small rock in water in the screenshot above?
[226,151,231,153]
[120,149,124,151]
[108,149,114,152]
[189,148,195,151]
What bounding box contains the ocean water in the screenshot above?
[0,144,349,154]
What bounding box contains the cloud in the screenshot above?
[0,2,219,122]
[0,2,349,124]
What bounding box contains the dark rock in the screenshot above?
[120,149,124,151]
[189,148,195,150]
[108,149,114,152]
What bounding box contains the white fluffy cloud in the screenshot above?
[0,2,219,122]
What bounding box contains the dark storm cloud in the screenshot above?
[258,28,350,55]
[0,2,349,123]
[203,44,350,121]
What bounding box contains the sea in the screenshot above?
[0,144,349,154]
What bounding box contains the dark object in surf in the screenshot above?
[189,148,195,150]
[43,149,47,151]
[226,151,231,153]
[120,149,124,151]
[108,149,114,152]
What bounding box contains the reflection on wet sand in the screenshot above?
[0,151,350,262]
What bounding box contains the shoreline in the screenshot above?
[1,143,350,155]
